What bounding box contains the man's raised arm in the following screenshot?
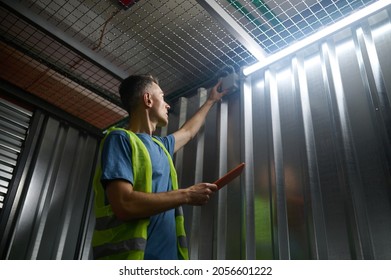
[173,80,227,153]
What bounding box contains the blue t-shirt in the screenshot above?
[100,130,178,259]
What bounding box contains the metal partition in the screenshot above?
[167,7,391,260]
[0,110,99,259]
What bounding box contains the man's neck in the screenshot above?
[127,116,156,135]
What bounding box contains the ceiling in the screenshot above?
[0,0,378,130]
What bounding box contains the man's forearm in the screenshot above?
[173,99,216,152]
[115,189,188,220]
[181,99,215,138]
[173,80,226,152]
[106,180,216,221]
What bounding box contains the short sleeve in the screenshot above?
[100,131,134,186]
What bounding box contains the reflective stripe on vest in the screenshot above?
[92,127,188,260]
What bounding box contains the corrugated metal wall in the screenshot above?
[167,7,391,260]
[0,109,99,259]
[0,97,32,212]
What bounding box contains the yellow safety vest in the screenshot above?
[92,127,189,260]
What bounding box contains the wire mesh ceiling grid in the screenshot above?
[0,0,378,130]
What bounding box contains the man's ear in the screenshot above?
[143,92,153,108]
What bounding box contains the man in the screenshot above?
[92,74,227,260]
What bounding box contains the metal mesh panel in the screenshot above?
[0,41,127,130]
[9,0,255,94]
[215,0,378,53]
[0,5,121,98]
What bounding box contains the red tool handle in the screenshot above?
[214,162,245,190]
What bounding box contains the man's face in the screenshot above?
[148,82,170,127]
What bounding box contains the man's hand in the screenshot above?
[173,79,229,153]
[184,183,218,206]
[208,79,229,103]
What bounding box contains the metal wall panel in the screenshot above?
[0,98,32,211]
[167,8,391,260]
[1,113,99,259]
[166,88,244,260]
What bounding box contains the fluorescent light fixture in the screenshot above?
[243,0,391,76]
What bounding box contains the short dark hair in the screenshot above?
[118,74,159,115]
